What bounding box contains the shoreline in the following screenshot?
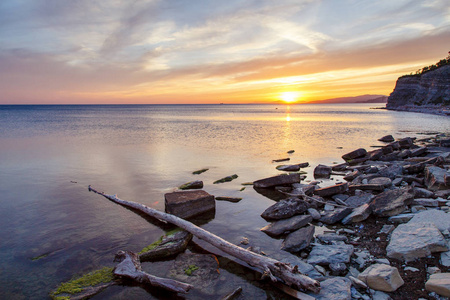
[386,106,450,117]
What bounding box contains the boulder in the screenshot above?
[320,207,353,224]
[314,182,348,197]
[368,177,392,188]
[281,225,315,253]
[358,264,404,292]
[314,164,332,178]
[370,188,415,217]
[342,148,367,161]
[178,180,204,190]
[386,222,448,261]
[307,244,354,265]
[345,193,373,208]
[398,137,414,149]
[261,198,308,220]
[165,190,215,219]
[425,166,450,190]
[425,273,450,298]
[308,277,352,300]
[378,135,395,143]
[342,204,371,224]
[253,173,301,188]
[408,210,450,232]
[260,214,312,236]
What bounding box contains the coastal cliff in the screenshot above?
[386,64,450,115]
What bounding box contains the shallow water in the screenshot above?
[0,104,448,299]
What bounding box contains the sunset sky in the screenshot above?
[0,0,449,104]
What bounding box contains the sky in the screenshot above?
[0,0,449,104]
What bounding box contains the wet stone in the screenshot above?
[320,207,353,224]
[342,148,367,161]
[179,180,204,190]
[314,182,348,197]
[165,190,215,219]
[378,135,395,143]
[260,214,312,236]
[314,164,332,178]
[261,197,308,220]
[253,173,301,188]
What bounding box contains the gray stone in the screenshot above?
[427,266,441,275]
[379,225,395,235]
[329,262,347,275]
[307,208,321,220]
[408,210,450,232]
[386,222,448,261]
[378,164,403,179]
[378,135,395,143]
[253,173,301,188]
[404,266,419,272]
[411,205,427,213]
[344,170,361,181]
[342,148,368,161]
[409,147,427,157]
[425,166,450,191]
[368,177,392,187]
[314,164,332,178]
[425,273,450,298]
[370,188,415,217]
[276,162,309,171]
[392,177,403,186]
[307,244,354,265]
[261,214,312,236]
[412,198,440,207]
[349,275,368,289]
[316,234,348,243]
[349,184,385,192]
[314,182,348,197]
[371,290,393,300]
[281,225,315,253]
[388,213,415,223]
[308,277,352,300]
[320,207,353,224]
[345,193,373,208]
[261,197,308,220]
[367,149,383,161]
[178,180,204,190]
[342,204,371,224]
[358,264,404,292]
[165,190,215,219]
[441,250,450,267]
[398,137,414,149]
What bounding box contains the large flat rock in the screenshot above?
[307,244,354,265]
[408,209,450,232]
[253,173,301,188]
[425,166,450,191]
[370,187,414,217]
[261,198,308,220]
[165,190,215,219]
[386,222,448,261]
[425,273,450,297]
[261,214,312,236]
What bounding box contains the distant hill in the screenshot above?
[305,94,387,104]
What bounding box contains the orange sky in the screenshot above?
[0,1,449,104]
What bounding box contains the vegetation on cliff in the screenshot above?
[402,51,450,78]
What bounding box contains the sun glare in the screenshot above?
[280,91,300,103]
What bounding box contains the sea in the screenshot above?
[0,104,449,299]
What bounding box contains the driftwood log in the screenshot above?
[89,186,321,293]
[114,250,192,293]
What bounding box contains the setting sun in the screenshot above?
[280,92,301,103]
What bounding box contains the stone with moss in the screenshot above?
[139,229,192,261]
[213,174,238,184]
[192,168,209,175]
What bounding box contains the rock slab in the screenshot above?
[165,190,215,219]
[358,263,404,292]
[261,198,308,220]
[370,188,414,217]
[261,214,312,236]
[253,173,301,188]
[314,182,348,197]
[307,244,354,265]
[425,273,450,297]
[408,209,450,232]
[281,225,315,253]
[386,222,448,261]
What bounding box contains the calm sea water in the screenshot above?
[0,104,448,299]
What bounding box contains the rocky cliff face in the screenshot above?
[386,65,450,115]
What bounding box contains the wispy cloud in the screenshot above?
[0,0,449,103]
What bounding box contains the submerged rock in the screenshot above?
[386,222,448,261]
[179,180,204,190]
[281,225,315,253]
[213,174,238,184]
[261,214,312,236]
[140,230,192,261]
[260,198,308,220]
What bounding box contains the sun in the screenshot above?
[280,91,300,103]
